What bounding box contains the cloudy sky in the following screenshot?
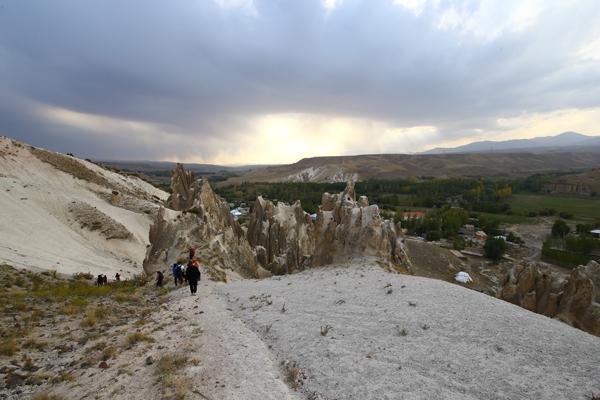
[1,0,599,164]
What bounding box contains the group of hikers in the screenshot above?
[96,273,121,286]
[155,247,202,295]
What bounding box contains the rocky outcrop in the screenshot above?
[313,182,406,267]
[543,182,592,196]
[498,261,600,335]
[166,163,197,210]
[557,261,600,334]
[246,181,408,275]
[246,197,315,275]
[145,171,264,280]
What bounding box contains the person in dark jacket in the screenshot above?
[186,260,201,295]
[97,274,103,286]
[102,275,108,285]
[156,271,164,288]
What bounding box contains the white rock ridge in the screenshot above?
[0,136,167,277]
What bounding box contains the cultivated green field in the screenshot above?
[508,194,600,221]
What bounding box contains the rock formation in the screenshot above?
[246,181,408,275]
[246,197,315,275]
[498,261,600,335]
[313,181,406,267]
[145,172,265,280]
[166,163,197,210]
[150,166,410,279]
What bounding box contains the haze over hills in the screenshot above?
[224,150,600,184]
[423,132,600,154]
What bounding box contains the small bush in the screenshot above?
[484,237,506,260]
[559,211,573,219]
[32,392,65,400]
[23,337,48,350]
[73,272,94,280]
[0,338,17,356]
[82,306,97,327]
[157,354,189,375]
[51,372,75,384]
[157,354,190,400]
[102,346,118,360]
[286,363,301,389]
[125,332,154,348]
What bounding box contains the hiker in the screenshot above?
[115,273,121,282]
[180,263,188,283]
[189,247,196,261]
[96,274,103,286]
[171,263,179,286]
[102,275,108,285]
[156,271,164,288]
[186,259,201,295]
[175,263,184,286]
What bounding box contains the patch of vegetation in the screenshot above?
[508,194,600,221]
[157,354,190,400]
[0,337,17,356]
[32,393,65,400]
[484,237,506,260]
[125,332,155,348]
[31,147,112,188]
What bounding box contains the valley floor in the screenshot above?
[7,262,600,400]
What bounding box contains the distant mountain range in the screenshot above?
[423,132,600,154]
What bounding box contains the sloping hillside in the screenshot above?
[226,151,600,183]
[424,131,600,154]
[0,136,168,277]
[543,169,600,196]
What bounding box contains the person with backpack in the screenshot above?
[171,263,179,286]
[186,260,201,295]
[156,270,164,288]
[175,264,184,286]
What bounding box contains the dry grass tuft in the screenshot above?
[102,346,118,360]
[125,332,154,348]
[32,392,65,400]
[51,371,76,384]
[23,337,48,350]
[284,361,302,390]
[0,338,17,356]
[157,354,190,400]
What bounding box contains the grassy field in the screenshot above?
[476,212,530,225]
[508,194,600,221]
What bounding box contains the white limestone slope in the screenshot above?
[0,137,168,277]
[219,262,600,400]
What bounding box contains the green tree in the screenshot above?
[551,219,570,238]
[484,237,506,260]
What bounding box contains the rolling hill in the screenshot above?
[423,132,600,154]
[223,150,600,183]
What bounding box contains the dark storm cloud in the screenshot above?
[0,0,599,161]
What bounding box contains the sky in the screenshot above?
[1,0,599,165]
